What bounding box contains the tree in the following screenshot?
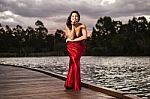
[35,20,48,52]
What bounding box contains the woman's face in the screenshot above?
[71,13,79,23]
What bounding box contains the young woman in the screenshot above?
[64,11,87,91]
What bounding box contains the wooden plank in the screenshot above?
[0,65,117,99]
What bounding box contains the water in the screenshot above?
[0,56,150,99]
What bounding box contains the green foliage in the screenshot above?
[89,16,150,55]
[0,16,150,56]
[0,20,66,56]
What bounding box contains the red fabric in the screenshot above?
[64,40,86,91]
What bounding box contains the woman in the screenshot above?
[64,11,87,91]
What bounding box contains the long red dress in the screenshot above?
[64,40,86,91]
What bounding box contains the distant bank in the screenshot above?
[0,52,67,57]
[0,52,150,57]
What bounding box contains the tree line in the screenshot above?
[0,16,150,56]
[89,16,150,55]
[0,20,66,56]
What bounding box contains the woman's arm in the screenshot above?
[65,25,76,40]
[67,24,87,42]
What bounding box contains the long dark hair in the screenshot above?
[66,11,80,30]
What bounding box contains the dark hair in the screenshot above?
[66,11,80,30]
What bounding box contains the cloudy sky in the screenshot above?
[0,0,150,34]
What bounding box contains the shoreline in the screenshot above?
[0,52,150,57]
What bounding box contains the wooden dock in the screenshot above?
[0,65,117,99]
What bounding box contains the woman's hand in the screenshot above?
[71,20,77,26]
[66,38,74,42]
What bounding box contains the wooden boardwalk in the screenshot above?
[0,65,117,99]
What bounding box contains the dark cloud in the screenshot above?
[108,0,150,17]
[1,0,149,18]
[0,0,150,31]
[0,0,8,12]
[0,0,74,17]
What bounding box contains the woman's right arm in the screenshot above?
[65,25,75,40]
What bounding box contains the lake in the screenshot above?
[0,56,150,99]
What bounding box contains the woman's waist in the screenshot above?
[67,40,85,44]
[67,40,85,46]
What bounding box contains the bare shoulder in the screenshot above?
[80,23,86,29]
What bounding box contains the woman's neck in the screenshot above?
[74,23,81,28]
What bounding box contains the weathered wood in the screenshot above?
[0,65,117,99]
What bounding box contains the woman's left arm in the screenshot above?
[67,24,87,42]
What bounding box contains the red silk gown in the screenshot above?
[64,40,86,91]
